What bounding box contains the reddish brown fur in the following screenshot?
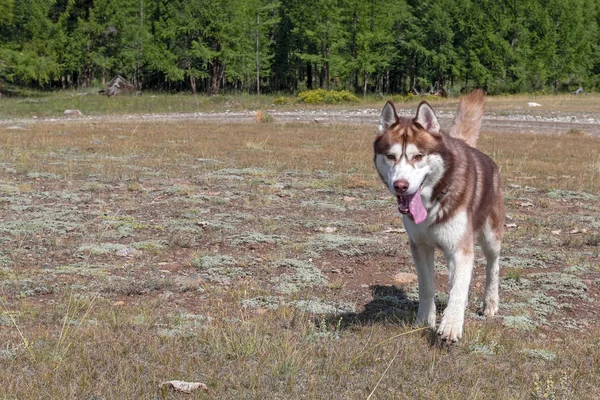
[374,91,504,236]
[448,89,485,148]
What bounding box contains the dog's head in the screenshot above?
[373,101,446,223]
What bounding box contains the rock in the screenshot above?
[64,109,83,117]
[318,226,337,233]
[383,228,406,234]
[158,291,175,301]
[160,380,208,394]
[527,102,541,107]
[115,247,142,257]
[100,75,136,96]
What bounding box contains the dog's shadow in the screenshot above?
[326,285,441,345]
[328,285,415,327]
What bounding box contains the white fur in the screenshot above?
[405,210,472,341]
[390,158,430,195]
[478,220,501,317]
[379,143,442,196]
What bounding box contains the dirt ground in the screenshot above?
[0,110,599,398]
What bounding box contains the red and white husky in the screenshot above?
[373,90,504,342]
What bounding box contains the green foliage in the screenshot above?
[0,0,599,94]
[297,89,359,104]
[271,96,288,105]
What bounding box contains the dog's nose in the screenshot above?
[393,179,409,193]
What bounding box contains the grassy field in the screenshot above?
[0,117,599,398]
[1,87,600,119]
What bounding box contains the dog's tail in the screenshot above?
[447,89,485,148]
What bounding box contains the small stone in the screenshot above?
[64,109,83,117]
[383,228,406,234]
[116,247,142,257]
[158,291,175,301]
[160,381,208,394]
[505,223,518,228]
[112,301,125,307]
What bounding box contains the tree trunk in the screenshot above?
[409,55,416,93]
[190,75,197,94]
[352,7,358,92]
[307,62,313,89]
[385,69,390,94]
[256,13,260,95]
[211,59,220,95]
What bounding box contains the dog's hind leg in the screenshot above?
[410,240,436,328]
[479,218,503,318]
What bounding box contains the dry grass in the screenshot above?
[0,121,597,192]
[1,90,600,119]
[2,293,599,399]
[0,120,599,398]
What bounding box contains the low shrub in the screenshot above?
[297,89,360,104]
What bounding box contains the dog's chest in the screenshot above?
[403,210,468,250]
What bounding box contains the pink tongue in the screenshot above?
[408,188,427,224]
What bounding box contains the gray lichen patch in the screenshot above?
[291,298,356,315]
[0,208,82,236]
[46,263,110,277]
[77,243,128,256]
[271,259,327,294]
[193,254,236,268]
[529,272,588,296]
[523,349,557,362]
[500,277,532,292]
[191,254,249,284]
[300,200,347,213]
[211,167,274,177]
[157,312,212,338]
[241,296,284,310]
[546,189,596,201]
[0,277,56,298]
[527,292,558,319]
[503,315,536,331]
[305,233,375,257]
[0,184,19,195]
[230,232,287,246]
[501,256,547,269]
[26,172,62,180]
[131,240,167,252]
[469,342,502,356]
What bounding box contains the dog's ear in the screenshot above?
[378,101,398,134]
[415,101,440,135]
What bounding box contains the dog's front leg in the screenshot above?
[437,247,474,342]
[410,240,436,327]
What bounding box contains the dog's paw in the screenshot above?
[482,297,499,318]
[416,304,436,328]
[437,315,464,342]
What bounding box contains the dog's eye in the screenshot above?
[414,154,424,161]
[386,154,396,161]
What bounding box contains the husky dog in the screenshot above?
[373,90,504,342]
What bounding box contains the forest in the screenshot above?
[0,0,599,95]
